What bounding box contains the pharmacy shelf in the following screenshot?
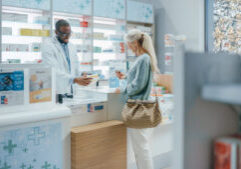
[202,84,241,105]
[1,1,154,77]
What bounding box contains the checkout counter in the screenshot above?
[66,82,173,169]
[0,64,173,169]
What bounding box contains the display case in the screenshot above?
[0,0,155,79]
[1,0,51,63]
[173,43,241,169]
[93,17,126,79]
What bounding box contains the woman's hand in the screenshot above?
[115,88,121,94]
[115,71,126,79]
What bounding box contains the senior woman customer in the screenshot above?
[116,29,160,169]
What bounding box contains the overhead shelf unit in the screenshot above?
[0,0,154,78]
[93,0,126,78]
[93,18,126,78]
[1,0,51,64]
[53,0,93,73]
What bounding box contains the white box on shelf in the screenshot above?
[2,27,12,35]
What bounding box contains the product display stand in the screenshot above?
[173,43,241,169]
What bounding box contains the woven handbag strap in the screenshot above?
[154,86,159,102]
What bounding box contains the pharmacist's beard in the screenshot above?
[57,36,68,44]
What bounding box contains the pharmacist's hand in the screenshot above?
[74,77,92,86]
[115,88,121,94]
[115,71,126,79]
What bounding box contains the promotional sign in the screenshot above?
[0,70,24,106]
[29,68,52,104]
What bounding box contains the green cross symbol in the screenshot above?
[3,140,17,154]
[41,162,51,169]
[23,148,28,153]
[53,166,59,169]
[0,162,11,169]
[28,127,45,145]
[27,165,34,169]
[20,163,26,169]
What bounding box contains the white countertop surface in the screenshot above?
[0,105,71,127]
[78,86,117,94]
[63,98,107,109]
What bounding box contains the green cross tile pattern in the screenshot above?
[0,162,11,169]
[53,165,59,169]
[0,123,62,169]
[3,140,17,154]
[41,161,51,169]
[27,165,34,169]
[20,163,26,169]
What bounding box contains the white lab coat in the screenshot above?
[42,37,79,94]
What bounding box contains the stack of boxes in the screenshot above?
[214,136,241,169]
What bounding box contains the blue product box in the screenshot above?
[109,77,119,88]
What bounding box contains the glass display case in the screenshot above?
[1,0,51,63]
[93,17,126,79]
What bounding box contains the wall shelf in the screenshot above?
[202,84,241,105]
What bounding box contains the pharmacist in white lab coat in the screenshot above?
[42,19,91,94]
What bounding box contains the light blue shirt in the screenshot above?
[121,53,152,102]
[61,43,71,73]
[60,42,74,93]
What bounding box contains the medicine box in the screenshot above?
[2,27,12,35]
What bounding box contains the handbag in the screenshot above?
[121,95,162,129]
